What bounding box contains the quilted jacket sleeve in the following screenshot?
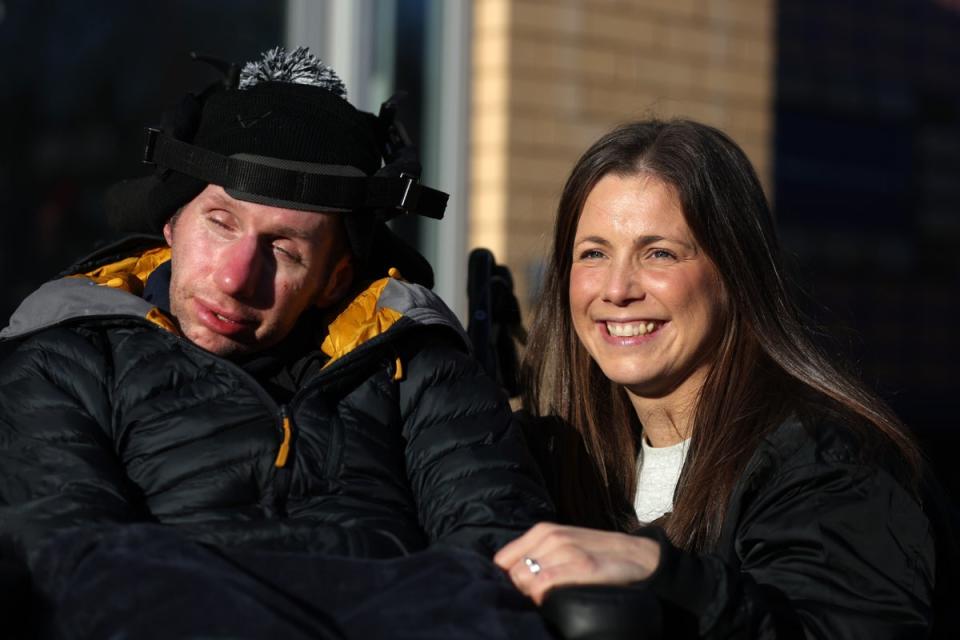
[0,328,150,573]
[397,334,555,556]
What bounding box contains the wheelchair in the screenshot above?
[466,248,663,640]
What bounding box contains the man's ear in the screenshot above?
[162,208,184,246]
[314,254,355,309]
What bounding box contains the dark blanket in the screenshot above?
[25,525,556,640]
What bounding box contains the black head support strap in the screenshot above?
[142,128,448,219]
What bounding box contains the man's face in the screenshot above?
[163,185,353,358]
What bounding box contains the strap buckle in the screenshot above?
[397,172,421,213]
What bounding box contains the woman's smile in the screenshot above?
[601,319,666,339]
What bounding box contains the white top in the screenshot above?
[633,437,690,524]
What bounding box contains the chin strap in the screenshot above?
[141,128,448,220]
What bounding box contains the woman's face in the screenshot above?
[568,173,726,399]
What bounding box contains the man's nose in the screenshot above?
[214,235,262,300]
[602,260,645,306]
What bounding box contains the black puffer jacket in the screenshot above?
[0,241,554,578]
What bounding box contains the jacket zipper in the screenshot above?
[271,404,295,517]
[275,405,293,468]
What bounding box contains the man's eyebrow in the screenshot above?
[198,191,236,210]
[270,224,317,241]
[198,193,318,240]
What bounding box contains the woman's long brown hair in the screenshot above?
[522,120,922,550]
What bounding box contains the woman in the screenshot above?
[494,120,952,638]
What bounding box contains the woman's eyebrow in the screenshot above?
[635,234,665,247]
[574,235,611,247]
[575,234,697,251]
[635,234,696,251]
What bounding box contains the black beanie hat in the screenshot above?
[104,48,441,287]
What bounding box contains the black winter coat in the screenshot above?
[0,243,554,584]
[643,417,940,638]
[534,416,952,639]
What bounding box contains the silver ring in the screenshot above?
[523,556,542,575]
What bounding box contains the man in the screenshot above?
[0,47,553,636]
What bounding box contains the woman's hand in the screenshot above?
[493,522,661,605]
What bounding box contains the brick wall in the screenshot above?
[470,0,776,308]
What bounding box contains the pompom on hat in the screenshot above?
[104,47,447,287]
